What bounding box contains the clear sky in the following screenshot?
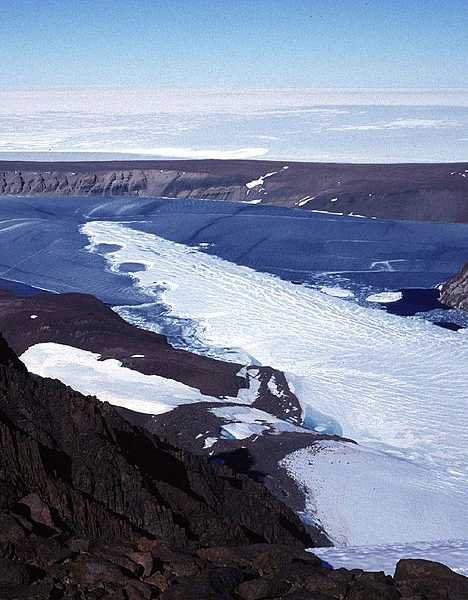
[1,0,468,89]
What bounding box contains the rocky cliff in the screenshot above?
[440,262,468,311]
[1,159,468,223]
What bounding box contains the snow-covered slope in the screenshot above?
[81,220,468,546]
[281,441,467,545]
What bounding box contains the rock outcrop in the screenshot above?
[1,159,468,223]
[0,288,338,536]
[440,262,468,311]
[0,333,312,551]
[0,335,467,598]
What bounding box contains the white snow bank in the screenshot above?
[20,343,229,415]
[313,539,468,577]
[366,291,403,303]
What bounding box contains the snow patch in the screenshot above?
[245,171,278,189]
[20,343,234,415]
[203,437,218,449]
[297,195,315,207]
[282,441,468,546]
[211,405,307,439]
[310,210,344,216]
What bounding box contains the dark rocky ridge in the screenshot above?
[0,290,242,399]
[0,332,315,550]
[1,337,468,597]
[440,262,468,311]
[0,289,303,423]
[1,159,468,223]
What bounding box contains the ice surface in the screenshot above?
[282,441,468,545]
[366,291,403,303]
[3,90,468,162]
[211,405,308,437]
[313,539,468,577]
[83,221,468,545]
[320,286,354,298]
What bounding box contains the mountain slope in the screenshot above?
[1,159,468,222]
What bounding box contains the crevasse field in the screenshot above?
[0,196,467,574]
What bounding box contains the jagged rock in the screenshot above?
[440,262,468,310]
[236,576,292,599]
[0,558,32,585]
[17,494,55,531]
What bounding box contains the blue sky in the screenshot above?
[1,0,468,89]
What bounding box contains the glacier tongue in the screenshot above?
[82,220,468,545]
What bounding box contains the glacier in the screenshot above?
[80,219,468,547]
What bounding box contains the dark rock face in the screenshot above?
[440,262,468,311]
[0,336,467,597]
[1,159,468,223]
[0,333,314,550]
[122,401,347,539]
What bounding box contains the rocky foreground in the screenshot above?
[1,335,468,598]
[1,159,468,223]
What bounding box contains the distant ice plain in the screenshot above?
[1,88,468,162]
